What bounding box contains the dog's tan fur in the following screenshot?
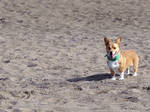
[104,36,139,79]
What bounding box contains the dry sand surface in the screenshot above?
[0,0,150,112]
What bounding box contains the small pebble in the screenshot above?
[27,63,37,67]
[3,59,10,63]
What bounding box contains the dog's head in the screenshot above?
[104,36,122,59]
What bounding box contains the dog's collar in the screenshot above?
[105,53,120,61]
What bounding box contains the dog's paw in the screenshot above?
[119,77,124,80]
[111,77,116,80]
[133,72,137,76]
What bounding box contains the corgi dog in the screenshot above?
[104,36,139,80]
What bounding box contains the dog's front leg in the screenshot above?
[118,67,125,80]
[110,68,116,80]
[119,72,124,80]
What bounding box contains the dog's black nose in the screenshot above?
[110,51,113,55]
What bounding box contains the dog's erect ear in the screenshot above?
[116,36,122,44]
[104,37,110,45]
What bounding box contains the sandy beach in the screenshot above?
[0,0,150,112]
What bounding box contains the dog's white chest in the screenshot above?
[108,60,120,72]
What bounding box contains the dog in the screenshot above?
[104,36,139,80]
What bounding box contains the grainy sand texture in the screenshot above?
[0,0,150,112]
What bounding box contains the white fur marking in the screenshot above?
[111,76,116,80]
[119,72,124,80]
[133,72,137,76]
[108,60,120,73]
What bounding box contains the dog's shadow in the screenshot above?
[67,73,111,82]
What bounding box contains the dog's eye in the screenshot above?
[113,47,116,49]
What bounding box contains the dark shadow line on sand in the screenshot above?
[67,73,111,82]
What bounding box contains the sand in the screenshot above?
[0,0,150,112]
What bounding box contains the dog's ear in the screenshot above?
[116,36,122,44]
[104,37,110,46]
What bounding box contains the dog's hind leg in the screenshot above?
[133,58,139,76]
